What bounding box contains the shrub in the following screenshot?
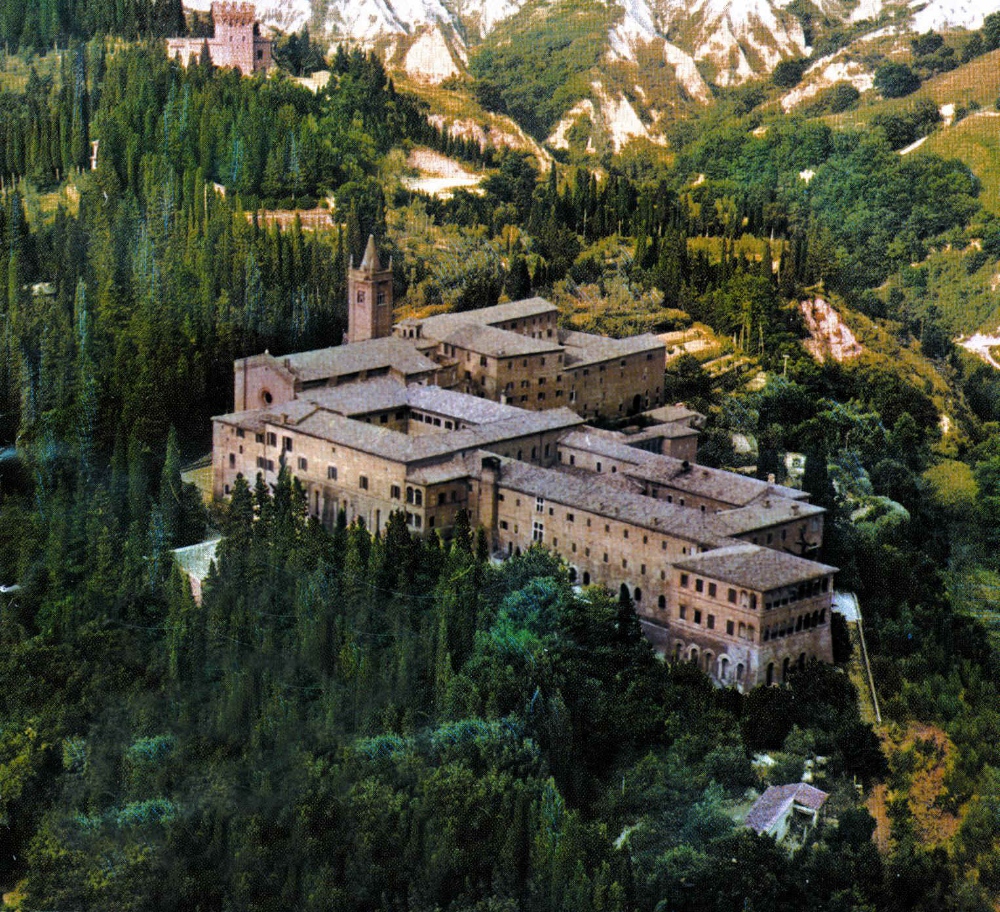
[874,62,920,99]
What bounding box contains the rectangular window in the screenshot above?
[727,620,735,636]
[566,513,575,523]
[680,573,689,588]
[391,485,401,499]
[255,432,264,443]
[359,475,369,490]
[694,609,702,625]
[297,456,308,471]
[708,583,717,598]
[266,432,277,447]
[728,588,737,604]
[536,496,545,513]
[679,605,687,620]
[695,579,704,593]
[532,521,544,543]
[229,453,236,468]
[500,520,509,530]
[707,614,715,630]
[327,466,337,480]
[236,428,245,439]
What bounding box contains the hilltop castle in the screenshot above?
[213,237,835,689]
[167,2,272,75]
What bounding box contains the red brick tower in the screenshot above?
[347,236,394,343]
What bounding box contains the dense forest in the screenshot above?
[3,24,1000,912]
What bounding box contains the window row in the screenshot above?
[762,609,826,641]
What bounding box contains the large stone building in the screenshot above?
[238,236,668,422]
[212,263,836,688]
[167,2,272,75]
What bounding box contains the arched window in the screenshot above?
[674,642,682,662]
[704,651,713,673]
[782,657,791,682]
[689,647,699,665]
[736,663,744,682]
[719,657,729,682]
[582,571,590,585]
[634,587,642,603]
[568,566,578,583]
[658,594,666,609]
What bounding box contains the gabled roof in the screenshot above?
[673,544,837,591]
[746,783,829,835]
[214,398,583,465]
[275,337,439,383]
[441,323,562,358]
[488,457,732,547]
[559,329,665,367]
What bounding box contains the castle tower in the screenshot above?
[347,235,394,343]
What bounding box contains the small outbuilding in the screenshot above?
[745,783,828,842]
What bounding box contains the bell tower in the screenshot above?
[347,235,393,343]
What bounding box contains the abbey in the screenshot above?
[213,237,836,689]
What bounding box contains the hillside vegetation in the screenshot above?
[6,19,1000,911]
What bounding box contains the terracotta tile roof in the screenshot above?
[711,498,825,536]
[673,544,837,590]
[441,323,562,357]
[280,337,440,382]
[489,458,732,547]
[216,400,583,465]
[559,330,665,367]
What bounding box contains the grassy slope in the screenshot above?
[820,50,1000,211]
[921,114,1000,214]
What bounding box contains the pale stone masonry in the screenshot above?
[212,272,835,688]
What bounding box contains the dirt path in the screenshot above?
[867,783,891,853]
